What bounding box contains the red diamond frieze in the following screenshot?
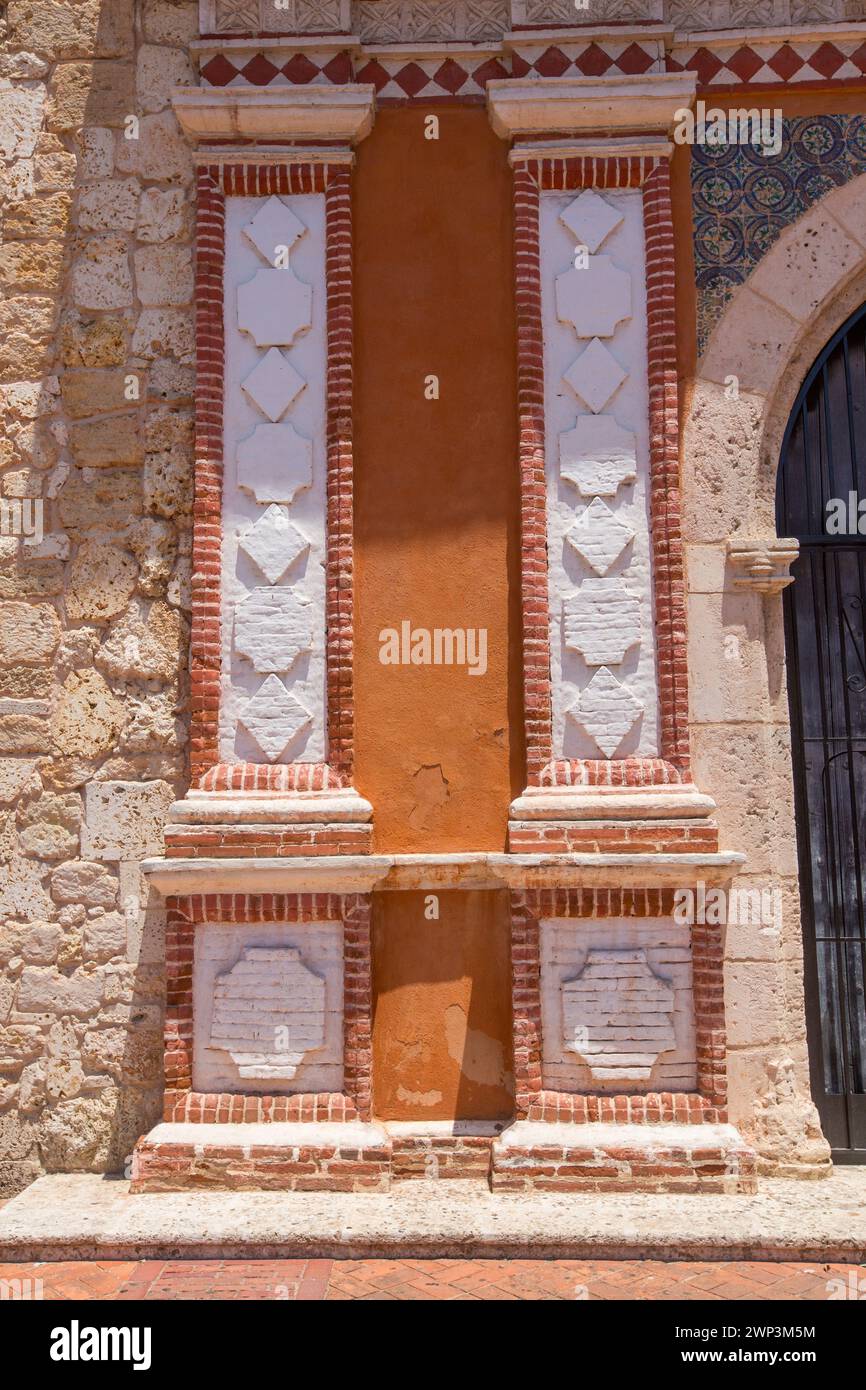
[394,62,430,97]
[435,59,470,94]
[575,44,613,78]
[767,45,806,82]
[726,46,766,84]
[201,54,238,87]
[282,53,320,84]
[535,46,571,78]
[242,55,280,86]
[808,42,846,79]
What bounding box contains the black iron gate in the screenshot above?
[778,302,866,1160]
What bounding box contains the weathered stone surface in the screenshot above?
[51,860,118,909]
[48,62,135,132]
[0,240,65,294]
[81,780,174,861]
[34,131,76,191]
[4,919,63,965]
[66,541,137,623]
[142,0,199,45]
[121,689,183,754]
[58,470,142,532]
[69,414,142,467]
[72,235,133,311]
[0,855,52,918]
[83,911,126,963]
[0,759,41,806]
[143,411,193,518]
[131,308,194,362]
[52,670,126,760]
[136,43,194,115]
[61,370,133,419]
[96,600,186,684]
[18,792,81,861]
[147,360,194,405]
[17,965,102,1018]
[137,186,189,244]
[115,110,192,183]
[0,77,44,159]
[0,715,52,754]
[78,126,114,179]
[0,297,58,383]
[38,1094,116,1170]
[134,246,193,307]
[3,193,72,238]
[60,314,127,368]
[126,517,176,596]
[7,1,135,62]
[77,178,139,232]
[0,602,60,666]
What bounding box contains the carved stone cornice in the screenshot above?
[727,536,800,594]
[171,83,376,144]
[487,72,696,140]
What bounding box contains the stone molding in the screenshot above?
[487,72,696,139]
[727,536,800,594]
[171,85,376,144]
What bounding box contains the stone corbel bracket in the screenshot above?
[727,537,799,595]
[171,84,377,145]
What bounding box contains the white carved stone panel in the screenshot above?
[540,918,697,1094]
[541,187,660,759]
[555,257,631,339]
[222,194,328,763]
[565,498,634,575]
[237,423,313,505]
[559,415,637,498]
[194,920,344,1095]
[210,947,325,1080]
[562,949,676,1083]
[234,587,313,674]
[568,666,643,757]
[563,580,641,665]
[238,506,310,585]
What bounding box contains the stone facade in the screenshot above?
[0,0,198,1194]
[1,1,865,1196]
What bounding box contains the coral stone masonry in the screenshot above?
[4,0,866,1204]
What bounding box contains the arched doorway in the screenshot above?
[778,303,866,1161]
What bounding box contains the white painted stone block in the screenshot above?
[234,586,313,673]
[238,505,310,584]
[540,918,697,1094]
[236,422,313,504]
[563,579,641,664]
[559,414,637,497]
[237,676,312,762]
[241,348,306,422]
[210,947,326,1081]
[81,781,175,862]
[567,666,643,757]
[555,257,631,339]
[243,194,307,264]
[559,189,623,253]
[237,267,312,349]
[563,337,628,414]
[565,498,634,575]
[194,920,344,1095]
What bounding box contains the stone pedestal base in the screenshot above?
[490,1122,758,1193]
[131,1122,391,1194]
[163,788,374,857]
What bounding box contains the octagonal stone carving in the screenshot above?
[210,946,325,1081]
[555,256,631,339]
[234,586,313,673]
[238,267,312,349]
[562,948,677,1084]
[237,423,313,504]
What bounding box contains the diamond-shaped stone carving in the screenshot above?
[564,339,628,414]
[555,256,631,339]
[210,946,325,1081]
[566,499,635,575]
[238,675,312,761]
[241,349,306,422]
[238,268,312,349]
[234,586,313,673]
[560,415,637,497]
[243,195,307,265]
[568,666,643,757]
[239,505,310,585]
[237,423,313,504]
[563,580,641,665]
[562,948,676,1083]
[560,189,624,253]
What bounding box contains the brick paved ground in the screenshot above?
[0,1259,862,1301]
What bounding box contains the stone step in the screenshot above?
[490,1121,758,1193]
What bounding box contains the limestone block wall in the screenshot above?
[0,0,198,1194]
